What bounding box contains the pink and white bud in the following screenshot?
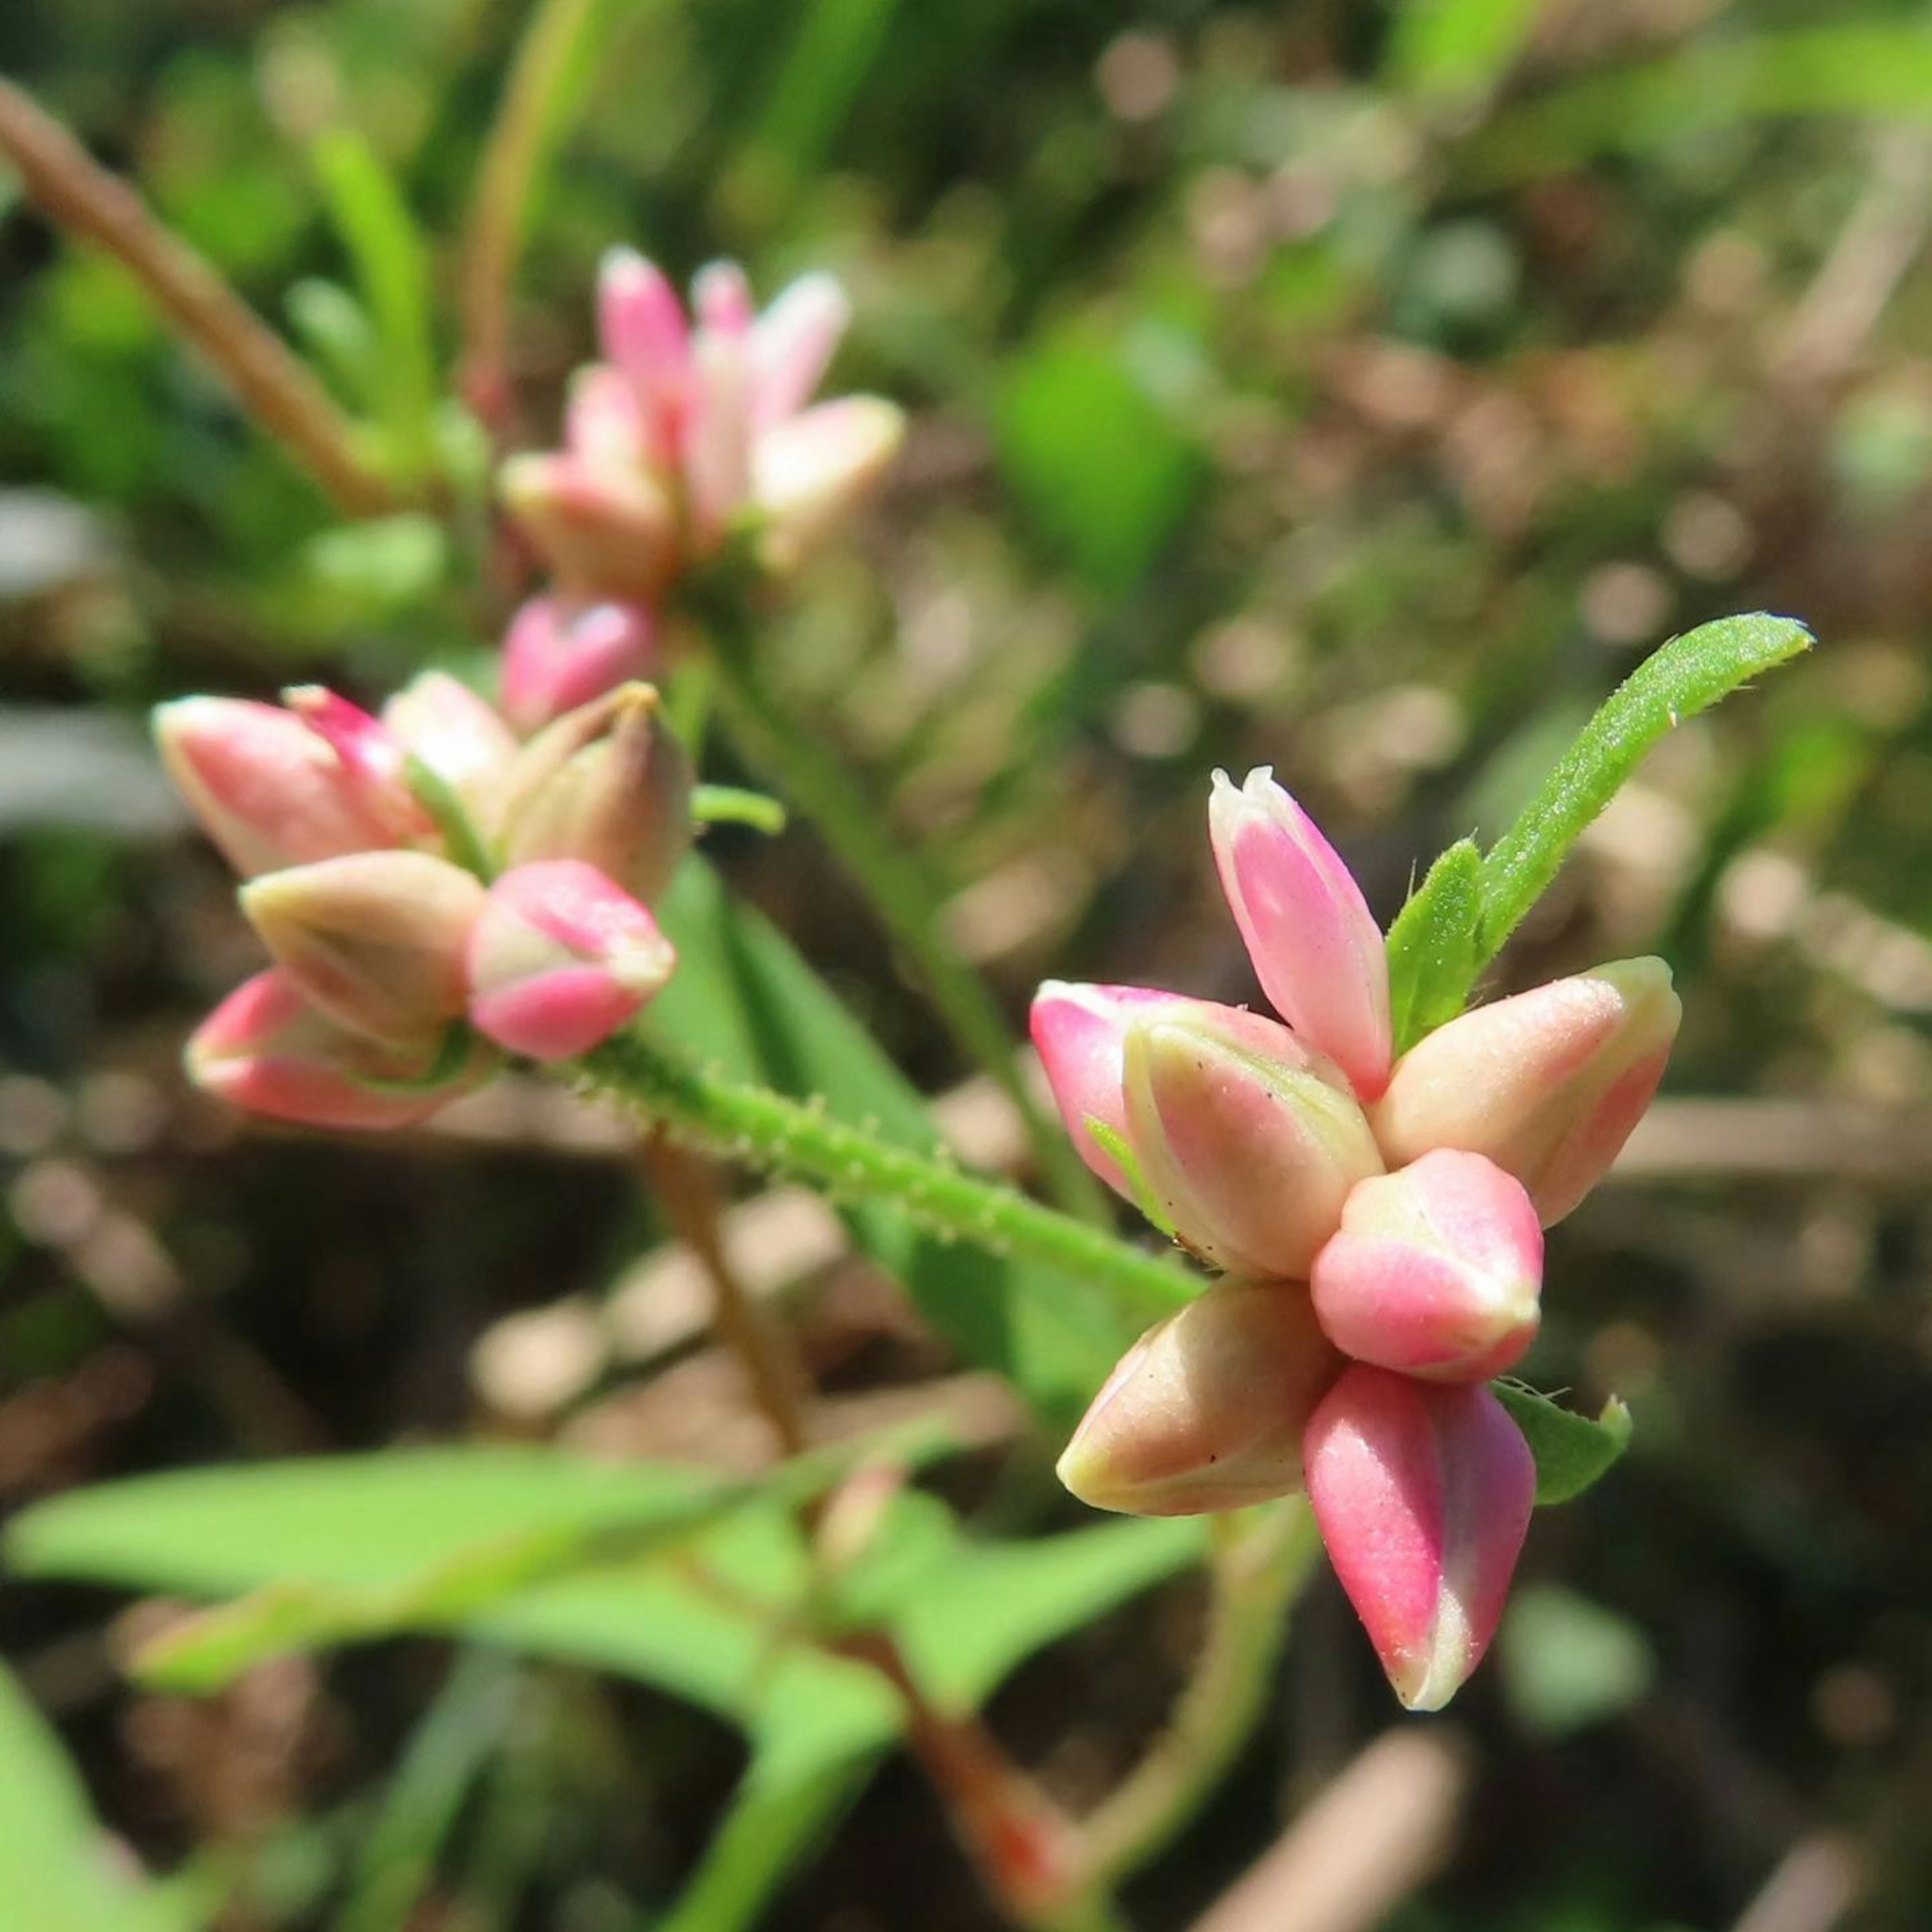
[500,595,659,737]
[1029,980,1196,1198]
[499,451,679,603]
[1304,1365,1535,1711]
[564,364,653,474]
[1122,1007,1384,1279]
[154,697,408,877]
[1311,1151,1543,1382]
[186,969,495,1132]
[240,852,487,1045]
[692,259,755,338]
[598,250,691,425]
[467,860,676,1060]
[682,325,754,546]
[1209,769,1392,1102]
[496,683,693,904]
[1058,1280,1343,1516]
[1371,957,1681,1227]
[281,686,431,846]
[751,272,851,430]
[752,397,905,569]
[382,672,519,819]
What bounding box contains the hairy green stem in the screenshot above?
[693,590,1108,1226]
[578,1033,1193,1323]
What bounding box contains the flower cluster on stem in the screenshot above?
[1033,768,1681,1709]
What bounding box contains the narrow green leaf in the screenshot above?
[285,278,382,417]
[1385,0,1549,99]
[311,129,438,473]
[1493,1385,1633,1506]
[650,859,1136,1427]
[1474,614,1812,972]
[1384,836,1483,1055]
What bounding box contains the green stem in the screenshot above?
[694,591,1107,1226]
[1081,1502,1321,1886]
[578,1032,1193,1324]
[692,782,787,836]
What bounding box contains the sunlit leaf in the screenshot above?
[1493,1386,1633,1506]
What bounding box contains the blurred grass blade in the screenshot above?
[285,277,383,418]
[1494,1386,1632,1506]
[0,1658,200,1931]
[333,1650,520,1932]
[739,0,905,205]
[1384,836,1483,1054]
[1473,613,1812,973]
[1385,0,1549,100]
[1459,26,1932,186]
[312,128,438,474]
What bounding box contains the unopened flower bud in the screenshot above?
[282,685,431,845]
[500,451,678,603]
[1122,1008,1384,1278]
[1058,1281,1342,1516]
[1209,768,1392,1101]
[500,595,658,737]
[241,852,487,1044]
[598,248,690,455]
[1304,1366,1535,1711]
[1029,980,1203,1198]
[1371,957,1681,1226]
[186,969,495,1131]
[496,683,692,904]
[751,273,851,430]
[753,397,904,569]
[467,860,676,1060]
[154,696,406,876]
[1312,1151,1542,1382]
[381,672,519,819]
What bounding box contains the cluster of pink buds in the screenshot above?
[499,251,905,734]
[1033,769,1681,1709]
[155,674,690,1131]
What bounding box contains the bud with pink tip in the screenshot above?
[467,860,677,1061]
[598,249,690,459]
[240,852,487,1044]
[281,685,431,846]
[1029,980,1200,1198]
[752,397,905,570]
[496,683,692,904]
[1058,1280,1342,1516]
[382,672,519,818]
[1122,1007,1384,1279]
[751,273,851,431]
[154,697,411,876]
[1371,957,1681,1227]
[499,451,678,603]
[1304,1365,1535,1710]
[186,970,496,1131]
[1311,1151,1543,1382]
[1209,769,1392,1102]
[500,596,659,737]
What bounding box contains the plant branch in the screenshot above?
[577,1032,1194,1325]
[0,75,397,517]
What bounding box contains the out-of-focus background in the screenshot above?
[6,2,1932,1928]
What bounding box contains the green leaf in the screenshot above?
[1499,1583,1656,1737]
[1473,614,1812,977]
[1384,836,1483,1055]
[310,129,438,474]
[284,278,382,418]
[304,514,449,615]
[0,1658,198,1932]
[650,860,1135,1427]
[995,325,1208,594]
[1493,1386,1633,1506]
[1385,0,1549,99]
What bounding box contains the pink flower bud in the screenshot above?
[1371,957,1681,1227]
[281,685,431,846]
[1122,1007,1384,1279]
[1209,769,1392,1102]
[1058,1280,1343,1516]
[186,970,495,1131]
[752,397,905,570]
[565,364,653,474]
[751,272,851,430]
[499,451,678,603]
[467,860,677,1060]
[381,672,519,819]
[500,596,659,737]
[598,250,690,412]
[1304,1366,1535,1711]
[496,683,693,904]
[1030,980,1203,1197]
[1311,1151,1542,1382]
[240,852,487,1044]
[692,259,754,338]
[154,697,408,876]
[682,326,754,546]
